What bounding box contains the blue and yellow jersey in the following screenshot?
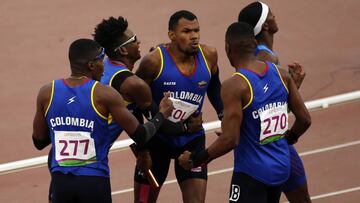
[233,62,290,185]
[151,45,211,147]
[46,79,112,177]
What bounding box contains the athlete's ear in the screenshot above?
[88,61,95,71]
[225,42,231,56]
[262,22,269,31]
[168,30,176,41]
[118,46,128,56]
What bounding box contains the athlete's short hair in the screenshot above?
[68,38,101,65]
[93,16,128,58]
[226,22,255,53]
[168,10,197,31]
[226,22,254,42]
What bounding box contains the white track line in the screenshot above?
[111,140,360,196]
[282,186,360,203]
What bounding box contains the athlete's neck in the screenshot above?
[257,33,274,50]
[110,57,134,71]
[233,54,257,70]
[167,43,195,65]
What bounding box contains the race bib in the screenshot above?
[259,104,288,145]
[168,98,198,122]
[54,131,97,166]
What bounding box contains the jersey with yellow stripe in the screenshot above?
[101,58,136,139]
[151,45,211,147]
[233,62,290,185]
[46,79,112,177]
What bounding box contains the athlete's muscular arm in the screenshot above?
[135,49,162,86]
[32,83,52,150]
[118,74,153,110]
[94,83,173,148]
[278,67,311,144]
[178,76,247,170]
[201,44,224,120]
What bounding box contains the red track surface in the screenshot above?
[0,0,359,202]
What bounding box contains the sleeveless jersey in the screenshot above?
[151,45,211,147]
[233,62,290,185]
[101,58,137,139]
[46,79,111,177]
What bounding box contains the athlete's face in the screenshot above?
[90,47,105,81]
[169,18,200,55]
[266,10,279,34]
[116,29,141,61]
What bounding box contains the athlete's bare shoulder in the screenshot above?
[199,44,217,59]
[135,46,162,84]
[199,44,218,74]
[274,64,291,88]
[37,82,53,108]
[226,72,252,106]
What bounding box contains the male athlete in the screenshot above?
[93,16,203,177]
[134,10,223,203]
[239,2,310,202]
[179,22,311,203]
[32,39,173,203]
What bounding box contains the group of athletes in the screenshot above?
[32,1,311,203]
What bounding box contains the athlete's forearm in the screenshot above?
[141,100,186,135]
[207,68,224,120]
[32,135,51,150]
[129,112,165,149]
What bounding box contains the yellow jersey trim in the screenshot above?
[198,45,212,77]
[274,64,289,93]
[91,81,107,120]
[45,80,55,116]
[233,73,253,110]
[154,47,164,81]
[109,69,131,86]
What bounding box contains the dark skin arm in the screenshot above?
[201,44,224,119]
[94,83,141,135]
[94,83,173,136]
[117,74,153,110]
[178,76,247,169]
[32,83,52,150]
[278,66,311,141]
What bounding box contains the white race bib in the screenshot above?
[54,131,97,166]
[168,98,198,122]
[259,104,288,144]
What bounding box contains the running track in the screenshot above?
[0,0,359,202]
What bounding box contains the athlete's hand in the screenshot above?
[178,150,193,170]
[184,112,203,133]
[137,150,152,175]
[288,62,305,89]
[159,92,174,118]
